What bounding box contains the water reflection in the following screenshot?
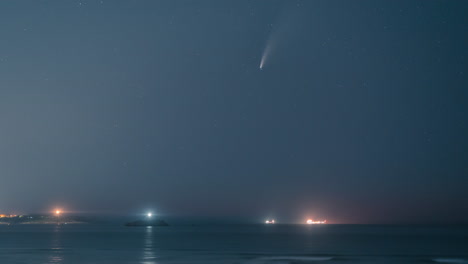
[47,225,64,263]
[141,226,157,264]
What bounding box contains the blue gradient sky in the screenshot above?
[1,0,467,224]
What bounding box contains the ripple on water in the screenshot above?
[433,259,468,264]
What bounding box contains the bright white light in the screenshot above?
[147,213,152,218]
[55,210,61,215]
[265,219,275,224]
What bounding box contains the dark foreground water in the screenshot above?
[1,224,467,264]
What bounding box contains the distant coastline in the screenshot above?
[0,215,89,225]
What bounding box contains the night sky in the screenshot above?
[1,0,467,224]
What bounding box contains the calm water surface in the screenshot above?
[1,224,467,264]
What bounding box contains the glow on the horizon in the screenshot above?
[306,219,326,224]
[265,219,275,224]
[147,213,152,218]
[55,210,61,215]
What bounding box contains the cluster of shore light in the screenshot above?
[0,214,18,218]
[1,210,62,217]
[1,210,155,219]
[265,219,327,224]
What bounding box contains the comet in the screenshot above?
[259,34,273,70]
[259,43,271,70]
[258,4,304,70]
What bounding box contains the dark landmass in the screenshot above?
[0,214,90,225]
[125,219,169,227]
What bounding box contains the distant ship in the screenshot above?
[306,219,327,224]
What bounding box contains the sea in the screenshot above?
[1,224,467,264]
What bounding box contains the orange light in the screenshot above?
[55,210,61,215]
